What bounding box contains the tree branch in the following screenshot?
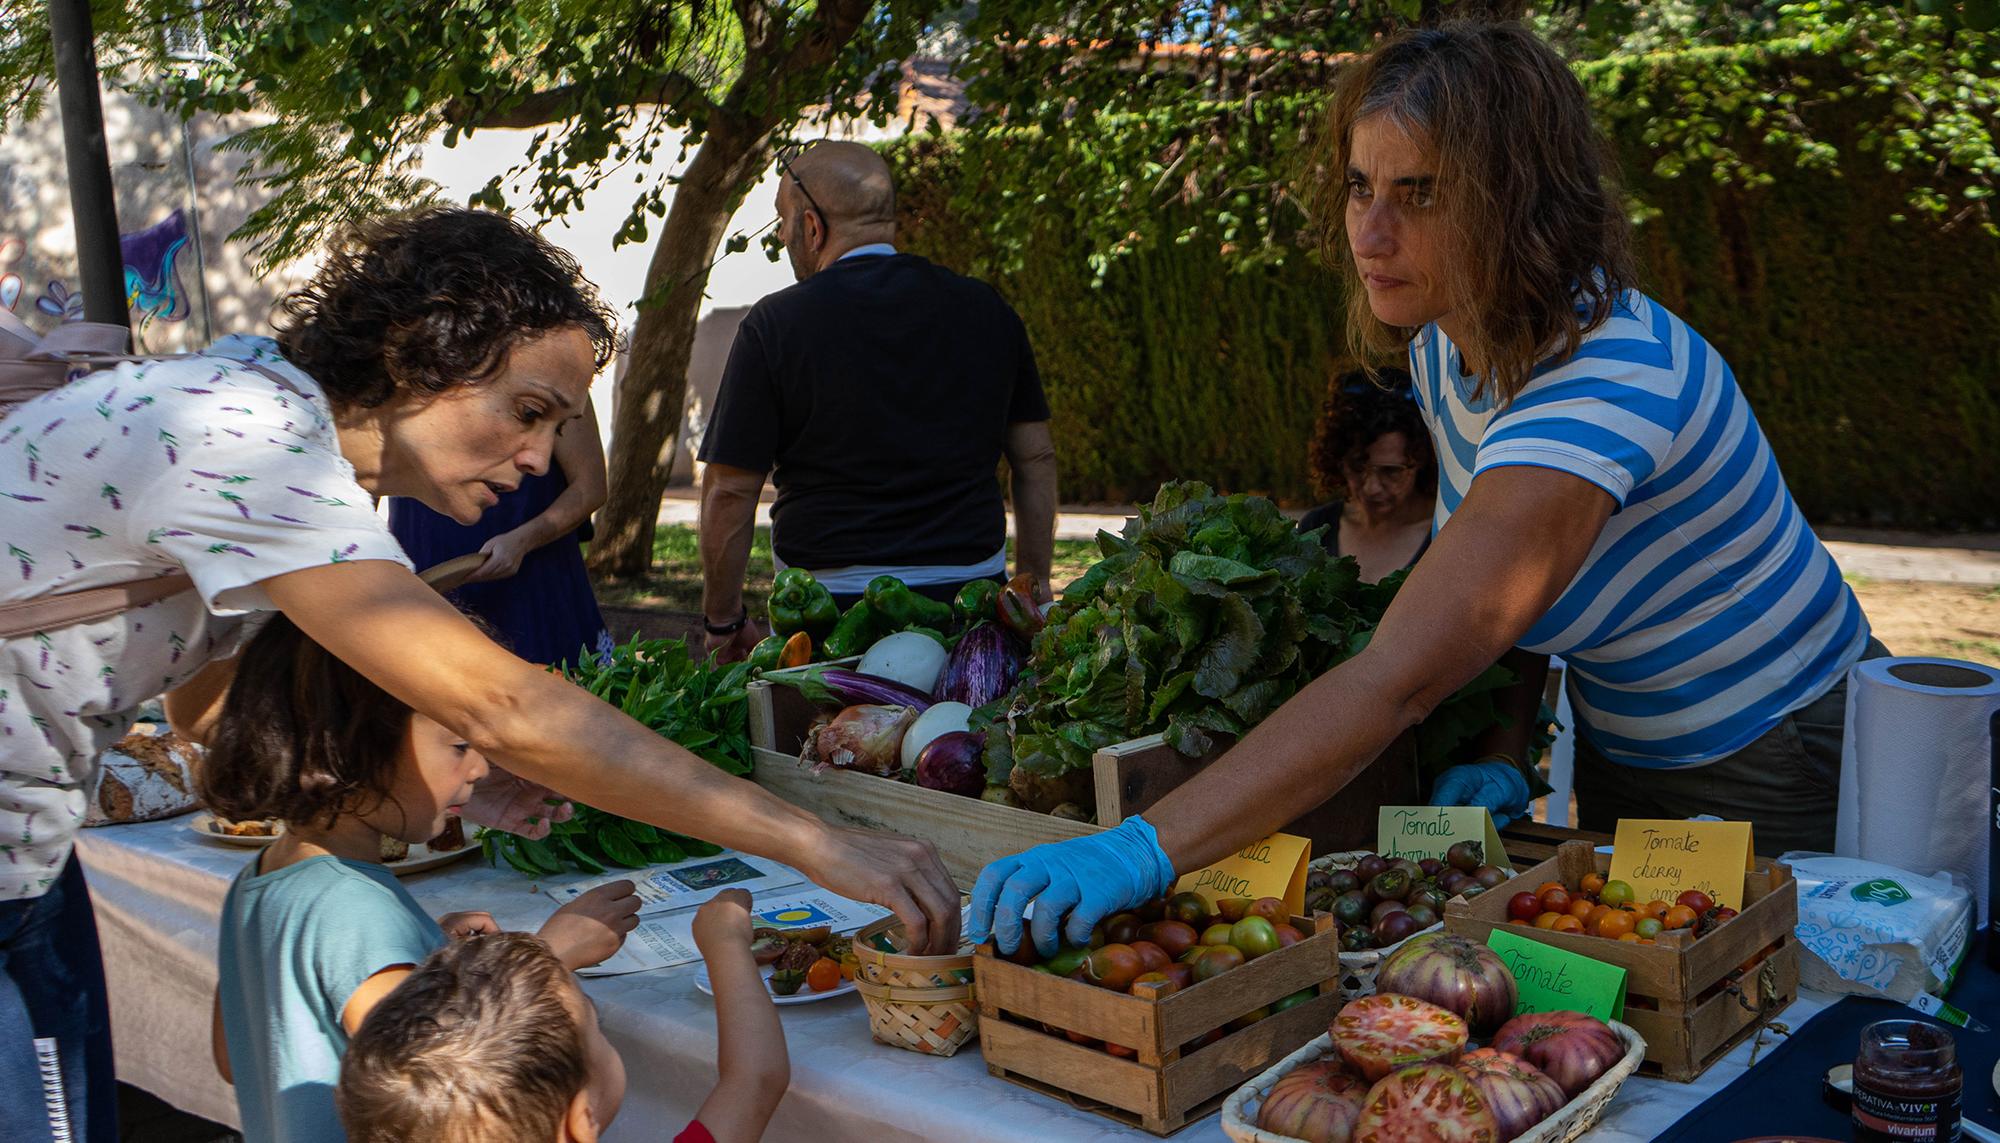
[447,68,716,130]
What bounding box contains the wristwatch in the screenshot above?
[704,608,749,636]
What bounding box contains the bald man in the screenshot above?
[697,141,1059,660]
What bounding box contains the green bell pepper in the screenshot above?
[767,569,839,640]
[863,575,954,632]
[952,579,1003,628]
[820,600,881,659]
[746,634,788,673]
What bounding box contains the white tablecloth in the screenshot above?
[74,817,1827,1142]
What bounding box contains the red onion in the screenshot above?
[915,730,987,796]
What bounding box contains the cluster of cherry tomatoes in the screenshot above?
[1505,873,1739,944]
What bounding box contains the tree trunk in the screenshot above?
[588,121,774,578]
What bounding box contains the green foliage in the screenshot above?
[892,37,2000,526]
[1002,481,1515,785]
[2,0,945,272]
[482,635,750,877]
[892,126,1342,501]
[948,2,1999,274]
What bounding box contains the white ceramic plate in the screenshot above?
[694,963,857,1006]
[189,813,283,847]
[385,842,481,877]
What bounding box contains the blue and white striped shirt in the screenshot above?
[1409,290,1869,768]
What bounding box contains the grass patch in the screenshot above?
[1945,638,2000,661]
[592,526,1106,615]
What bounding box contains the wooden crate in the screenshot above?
[1444,840,1798,1082]
[1497,821,1615,868]
[747,666,1100,889]
[1092,731,1421,854]
[751,748,1098,889]
[746,662,857,755]
[975,914,1344,1136]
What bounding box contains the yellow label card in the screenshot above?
[1175,831,1312,916]
[1607,819,1756,910]
[1377,805,1508,868]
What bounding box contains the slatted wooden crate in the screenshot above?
[1444,840,1798,1082]
[1091,732,1420,854]
[745,665,1098,888]
[974,914,1343,1136]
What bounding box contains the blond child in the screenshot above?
[337,889,789,1142]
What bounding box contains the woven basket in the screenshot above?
[1219,1020,1647,1143]
[1313,851,1515,998]
[1313,851,1437,998]
[851,915,978,1057]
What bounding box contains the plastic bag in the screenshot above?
[1780,851,1973,1002]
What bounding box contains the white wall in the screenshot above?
[10,76,905,480]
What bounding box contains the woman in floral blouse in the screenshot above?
[0,207,959,1142]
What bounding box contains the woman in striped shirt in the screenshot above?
[971,19,1879,956]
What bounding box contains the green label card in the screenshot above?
[1486,928,1627,1022]
[1376,805,1507,867]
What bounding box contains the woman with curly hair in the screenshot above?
[0,207,958,1140]
[974,20,1882,958]
[1299,367,1436,582]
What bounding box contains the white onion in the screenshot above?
[900,701,972,771]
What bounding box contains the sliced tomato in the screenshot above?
[1353,1064,1499,1141]
[1330,993,1469,1082]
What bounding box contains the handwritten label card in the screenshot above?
[1376,805,1508,867]
[1486,928,1627,1022]
[1175,832,1312,916]
[1608,819,1755,910]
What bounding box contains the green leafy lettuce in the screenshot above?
[999,481,1549,801]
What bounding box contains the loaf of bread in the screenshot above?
[87,728,200,826]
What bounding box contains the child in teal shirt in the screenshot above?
[202,614,642,1143]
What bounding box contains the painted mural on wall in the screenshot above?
[0,209,197,345]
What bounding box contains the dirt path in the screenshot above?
[1846,579,2000,667]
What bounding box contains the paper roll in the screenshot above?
[1837,657,2000,927]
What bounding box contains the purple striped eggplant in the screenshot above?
[932,623,1022,707]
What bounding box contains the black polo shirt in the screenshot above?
[698,252,1050,571]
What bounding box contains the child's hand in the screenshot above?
[437,911,500,940]
[539,881,641,969]
[692,888,754,954]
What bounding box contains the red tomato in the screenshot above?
[1676,889,1717,914]
[1539,887,1573,914]
[1507,892,1542,921]
[1085,944,1144,990]
[1129,940,1171,975]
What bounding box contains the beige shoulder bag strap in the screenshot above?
[0,331,319,639]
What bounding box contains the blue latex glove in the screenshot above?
[1430,760,1532,830]
[968,816,1178,958]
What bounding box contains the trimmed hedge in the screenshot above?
[889,91,2000,528]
